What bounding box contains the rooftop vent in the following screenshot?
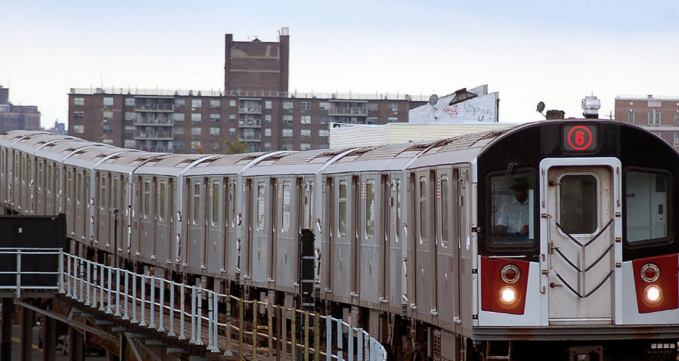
[581,95,600,119]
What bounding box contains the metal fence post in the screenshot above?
[168,281,176,337]
[190,286,196,344]
[158,278,165,332]
[253,299,258,361]
[349,326,354,361]
[239,297,244,357]
[85,260,91,306]
[99,263,105,312]
[66,254,72,297]
[91,263,97,309]
[337,318,343,361]
[304,311,309,361]
[123,270,129,320]
[149,277,156,328]
[106,262,113,314]
[196,286,203,346]
[114,267,121,317]
[140,274,147,327]
[131,273,138,323]
[58,251,65,294]
[78,257,84,302]
[207,290,214,351]
[291,308,296,361]
[16,249,21,298]
[179,283,186,340]
[326,317,332,361]
[314,313,320,361]
[212,290,219,353]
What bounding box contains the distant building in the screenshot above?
[409,85,499,124]
[614,95,679,150]
[68,28,426,153]
[0,86,41,133]
[46,120,67,135]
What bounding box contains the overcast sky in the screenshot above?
[3,0,679,129]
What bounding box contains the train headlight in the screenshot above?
[499,286,517,304]
[501,264,520,283]
[644,285,662,304]
[641,263,660,283]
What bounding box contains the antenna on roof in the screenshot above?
[428,94,438,110]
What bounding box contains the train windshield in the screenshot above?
[488,169,537,247]
[625,169,670,243]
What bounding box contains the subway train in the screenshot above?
[1,118,678,361]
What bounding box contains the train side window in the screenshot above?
[257,182,265,231]
[212,181,219,225]
[339,181,347,236]
[441,177,449,249]
[193,181,201,224]
[488,170,537,247]
[282,182,291,232]
[365,180,375,240]
[419,177,427,245]
[159,181,167,221]
[625,169,670,243]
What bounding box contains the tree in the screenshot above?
[221,138,249,154]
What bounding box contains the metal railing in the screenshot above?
[61,254,387,361]
[0,248,63,298]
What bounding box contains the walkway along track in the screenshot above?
[55,253,387,361]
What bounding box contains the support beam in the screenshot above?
[68,325,85,361]
[20,305,33,361]
[1,298,13,361]
[41,300,58,361]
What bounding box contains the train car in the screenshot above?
[1,117,678,361]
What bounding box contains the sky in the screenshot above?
[2,0,679,129]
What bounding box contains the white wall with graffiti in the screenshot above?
[409,84,499,124]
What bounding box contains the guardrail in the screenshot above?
[62,254,387,361]
[0,248,63,298]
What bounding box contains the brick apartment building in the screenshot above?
[0,86,41,133]
[614,95,679,150]
[68,28,426,153]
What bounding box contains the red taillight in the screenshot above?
[641,263,660,283]
[501,264,520,283]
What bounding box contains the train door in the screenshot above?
[36,160,45,214]
[65,167,75,237]
[324,177,335,295]
[226,180,238,280]
[541,160,619,324]
[387,174,402,314]
[46,162,55,215]
[206,177,223,275]
[379,174,390,310]
[333,175,353,301]
[268,178,278,285]
[20,154,28,212]
[436,168,458,328]
[155,177,170,263]
[243,178,254,280]
[140,176,156,261]
[97,172,109,248]
[351,175,361,300]
[187,177,205,271]
[360,173,380,305]
[411,169,435,322]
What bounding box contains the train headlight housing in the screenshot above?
[499,286,517,304]
[641,263,660,283]
[501,264,520,284]
[645,285,662,304]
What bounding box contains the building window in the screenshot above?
[283,115,293,124]
[175,99,185,107]
[124,139,136,148]
[264,101,271,109]
[229,114,236,121]
[282,129,293,137]
[103,125,113,134]
[301,143,311,151]
[388,117,398,123]
[367,117,378,124]
[367,103,379,111]
[192,99,202,108]
[675,112,679,126]
[191,127,202,136]
[229,128,236,136]
[301,129,311,138]
[674,133,679,147]
[72,125,84,134]
[173,113,185,121]
[319,102,330,111]
[320,116,330,125]
[265,115,272,123]
[210,100,221,108]
[264,128,271,137]
[648,111,661,125]
[125,125,135,134]
[125,98,135,107]
[319,143,329,149]
[74,111,84,120]
[264,142,271,151]
[210,127,220,136]
[102,139,114,145]
[228,100,235,107]
[174,126,184,135]
[210,114,220,122]
[301,102,311,111]
[388,103,398,112]
[125,112,136,121]
[301,115,311,124]
[210,140,220,151]
[174,140,184,150]
[319,129,329,138]
[103,111,113,119]
[104,97,114,106]
[191,113,202,122]
[283,101,293,110]
[74,98,84,106]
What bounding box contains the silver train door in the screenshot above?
[540,158,621,324]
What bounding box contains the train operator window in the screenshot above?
[558,175,597,234]
[488,170,537,247]
[625,169,670,243]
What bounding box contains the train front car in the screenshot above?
[475,120,679,360]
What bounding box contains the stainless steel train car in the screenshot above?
[1,118,678,361]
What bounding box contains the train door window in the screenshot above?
[257,182,265,231]
[230,181,236,228]
[282,182,291,232]
[159,181,167,221]
[441,177,450,249]
[66,168,73,201]
[487,169,537,247]
[212,181,219,225]
[339,181,347,236]
[47,163,53,194]
[304,182,314,229]
[38,161,43,191]
[100,174,107,210]
[14,153,19,182]
[193,181,201,224]
[1,149,4,176]
[365,180,375,240]
[396,180,401,243]
[419,177,427,245]
[26,158,31,185]
[76,171,83,204]
[558,175,597,234]
[112,177,119,210]
[144,180,151,217]
[625,169,670,243]
[22,155,26,183]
